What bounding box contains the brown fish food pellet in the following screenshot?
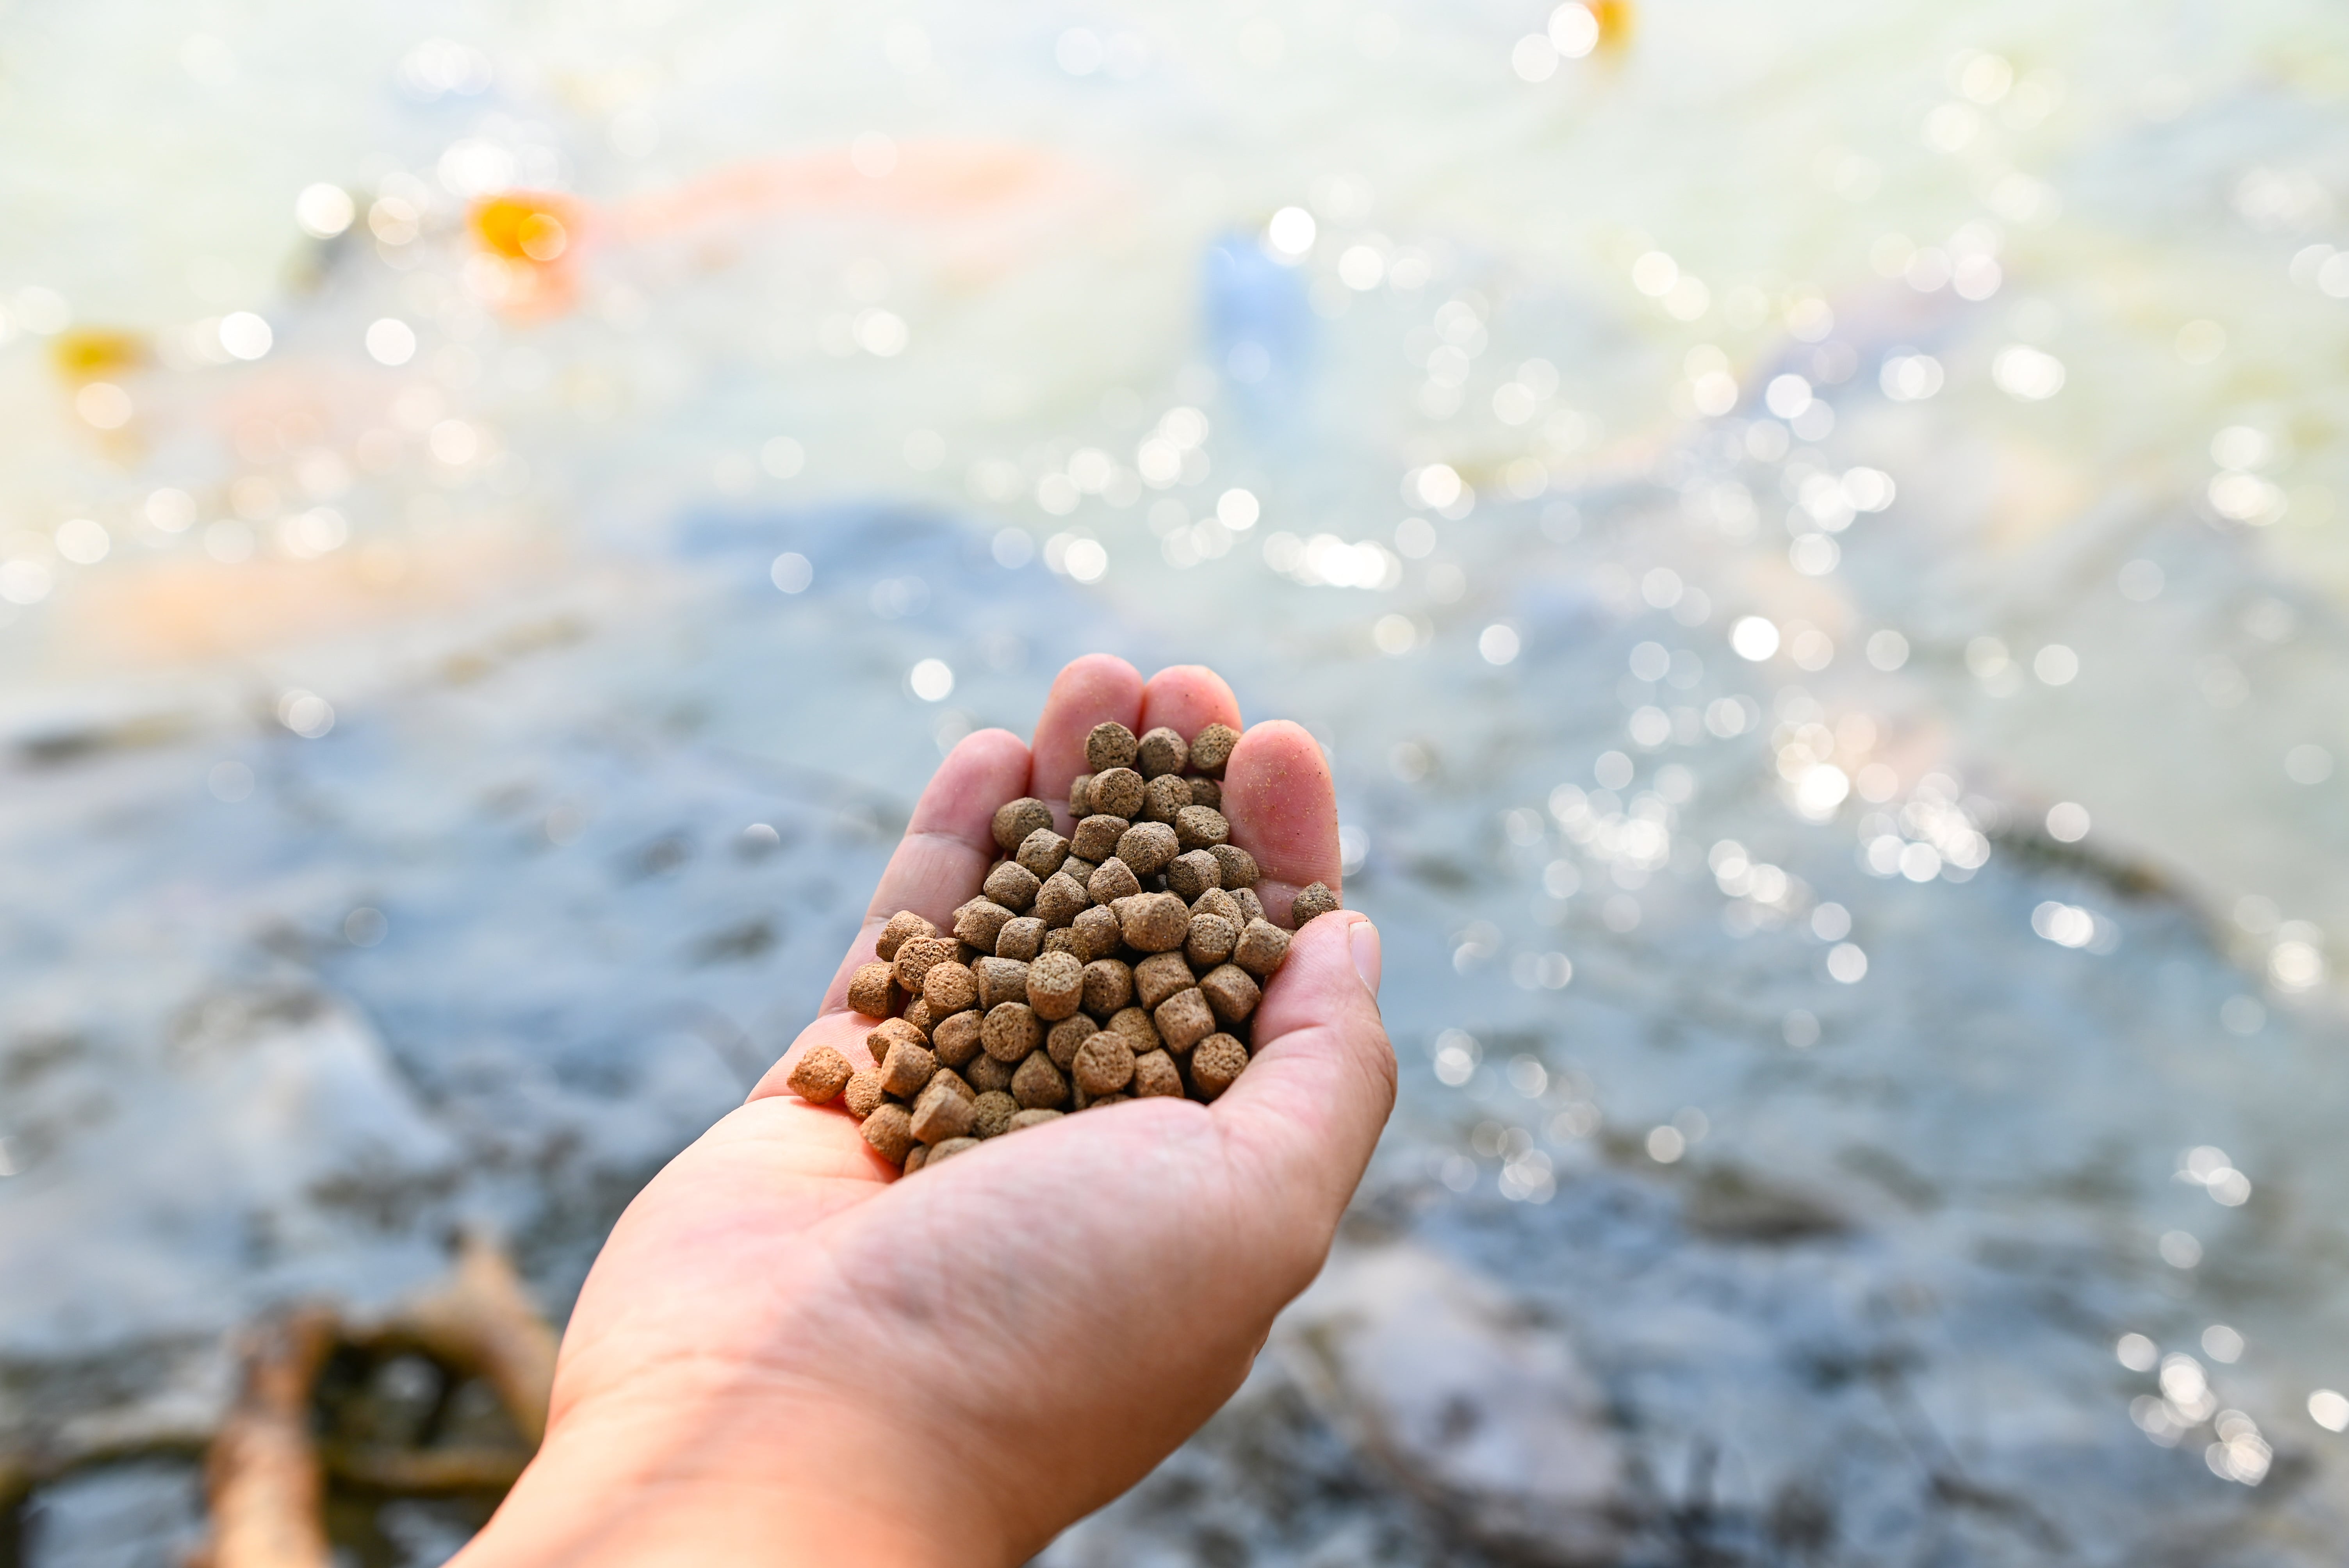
[1291,881,1341,926]
[1136,726,1189,779]
[862,1103,917,1165]
[911,1084,976,1145]
[1012,1051,1071,1110]
[1189,723,1239,778]
[1116,892,1191,953]
[877,911,937,961]
[1018,828,1071,879]
[1190,1034,1249,1100]
[1071,814,1128,862]
[1200,963,1262,1026]
[1134,950,1196,1011]
[974,956,1030,1011]
[994,915,1046,961]
[1117,821,1181,877]
[971,1090,1018,1138]
[1142,773,1192,825]
[1207,843,1257,887]
[1034,870,1092,928]
[867,1016,927,1067]
[1107,1004,1162,1051]
[1071,905,1125,962]
[953,899,1017,953]
[1174,806,1229,852]
[844,1070,887,1120]
[1167,849,1222,902]
[984,860,1043,913]
[1047,1013,1099,1069]
[1132,1049,1184,1098]
[1089,766,1146,819]
[1027,950,1085,1021]
[981,1001,1043,1062]
[893,935,960,994]
[1232,918,1292,979]
[848,963,896,1019]
[932,1010,984,1068]
[1072,1032,1136,1096]
[880,1040,939,1099]
[1085,721,1139,772]
[1185,912,1239,968]
[827,722,1307,1167]
[1154,987,1217,1053]
[923,961,978,1016]
[993,798,1054,853]
[1086,857,1142,906]
[787,1045,855,1104]
[1191,887,1244,927]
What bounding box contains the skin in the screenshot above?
[454,657,1396,1566]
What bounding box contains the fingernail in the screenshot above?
[1349,919,1382,998]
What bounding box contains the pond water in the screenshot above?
[5,0,2349,1561]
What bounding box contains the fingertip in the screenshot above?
[1138,665,1243,741]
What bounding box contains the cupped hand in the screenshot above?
[457,656,1396,1567]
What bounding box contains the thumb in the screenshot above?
[1210,912,1397,1232]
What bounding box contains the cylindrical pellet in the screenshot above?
[981,1001,1043,1063]
[1207,844,1258,889]
[847,963,895,1019]
[1174,806,1229,852]
[1072,1032,1136,1096]
[992,797,1053,853]
[862,1103,916,1164]
[924,961,977,1016]
[1089,767,1145,819]
[1134,951,1196,1011]
[984,860,1043,914]
[1012,1051,1071,1109]
[1116,892,1191,953]
[971,1090,1018,1138]
[1142,774,1192,825]
[1070,905,1124,962]
[1153,988,1217,1053]
[1199,963,1262,1026]
[1087,857,1142,905]
[1188,723,1240,778]
[786,1045,854,1105]
[1047,1013,1099,1070]
[1017,828,1071,879]
[1131,1049,1183,1099]
[1027,950,1085,1020]
[931,1010,984,1069]
[877,910,937,962]
[1135,727,1189,779]
[1085,722,1139,772]
[994,916,1045,960]
[1190,1034,1249,1100]
[880,1040,939,1099]
[1034,871,1092,928]
[1232,918,1292,979]
[1071,814,1129,862]
[953,899,1017,953]
[1116,821,1180,877]
[1167,850,1221,902]
[1291,881,1340,925]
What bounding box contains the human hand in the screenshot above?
[456,656,1396,1567]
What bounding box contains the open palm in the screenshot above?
[459,657,1396,1567]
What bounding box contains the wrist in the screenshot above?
[455,1377,1011,1568]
